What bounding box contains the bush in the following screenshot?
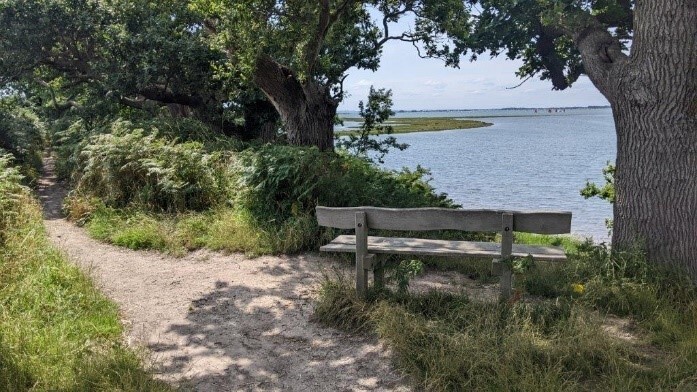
[0,101,44,183]
[73,120,230,211]
[235,144,454,222]
[52,116,243,182]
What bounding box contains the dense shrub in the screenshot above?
[0,102,44,183]
[235,144,454,222]
[73,121,230,211]
[71,142,464,255]
[52,115,243,181]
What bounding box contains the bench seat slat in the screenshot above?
[320,235,567,262]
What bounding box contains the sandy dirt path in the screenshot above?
[37,158,409,392]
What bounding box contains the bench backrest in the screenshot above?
[316,206,572,235]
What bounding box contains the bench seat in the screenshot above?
[320,235,567,262]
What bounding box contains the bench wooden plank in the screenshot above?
[316,206,571,234]
[320,235,567,262]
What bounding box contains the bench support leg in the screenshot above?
[498,213,514,300]
[494,258,513,300]
[355,253,369,297]
[500,263,513,299]
[373,257,385,290]
[354,212,371,297]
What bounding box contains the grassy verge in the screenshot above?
[314,244,697,391]
[77,203,321,257]
[339,117,492,134]
[0,158,170,391]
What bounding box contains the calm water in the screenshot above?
[344,108,616,242]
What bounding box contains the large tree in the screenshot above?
[454,0,696,276]
[193,0,468,150]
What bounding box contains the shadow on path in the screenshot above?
[37,154,68,220]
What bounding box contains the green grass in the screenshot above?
[314,245,697,391]
[339,117,492,134]
[80,203,323,256]
[0,171,171,390]
[514,232,582,253]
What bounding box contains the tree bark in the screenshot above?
[253,54,336,151]
[575,0,697,276]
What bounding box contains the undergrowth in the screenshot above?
[64,134,461,255]
[314,245,697,391]
[0,100,45,184]
[0,155,170,391]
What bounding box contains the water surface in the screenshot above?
[373,108,616,242]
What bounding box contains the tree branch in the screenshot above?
[305,0,357,77]
[550,9,629,98]
[138,85,203,107]
[535,26,569,90]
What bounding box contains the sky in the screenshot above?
[337,38,610,112]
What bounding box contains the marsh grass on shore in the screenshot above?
[338,117,492,134]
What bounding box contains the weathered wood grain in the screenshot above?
[316,206,571,234]
[320,235,568,262]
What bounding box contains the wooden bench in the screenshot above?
[316,206,572,298]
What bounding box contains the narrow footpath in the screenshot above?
[37,156,409,392]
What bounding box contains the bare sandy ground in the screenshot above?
[37,158,409,391]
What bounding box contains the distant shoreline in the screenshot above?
[338,105,611,116]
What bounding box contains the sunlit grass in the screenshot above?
[314,244,697,391]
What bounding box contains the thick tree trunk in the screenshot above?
[611,101,697,275]
[576,0,697,276]
[610,0,697,276]
[243,98,279,142]
[253,54,336,151]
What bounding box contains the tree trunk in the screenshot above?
[577,0,697,276]
[253,54,336,151]
[611,100,697,276]
[243,98,279,142]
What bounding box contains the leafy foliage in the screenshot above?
[393,260,425,294]
[0,99,44,183]
[335,86,408,163]
[581,162,615,203]
[0,154,27,245]
[73,121,229,211]
[235,144,454,223]
[459,0,634,90]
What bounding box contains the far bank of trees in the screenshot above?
[1,0,695,278]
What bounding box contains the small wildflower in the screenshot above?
[571,283,585,294]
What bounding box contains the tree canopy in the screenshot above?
[0,0,694,276]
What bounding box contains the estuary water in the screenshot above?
[343,108,616,242]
